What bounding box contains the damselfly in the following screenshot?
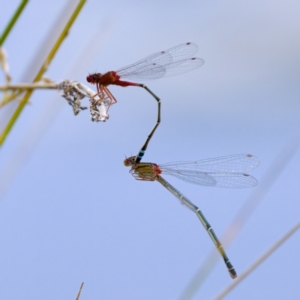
[124,154,260,278]
[87,42,204,162]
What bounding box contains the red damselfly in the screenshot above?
[87,42,204,162]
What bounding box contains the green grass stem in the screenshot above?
[0,0,86,146]
[0,0,29,46]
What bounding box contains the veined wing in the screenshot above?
[160,154,260,174]
[116,42,202,79]
[163,169,258,188]
[116,58,204,80]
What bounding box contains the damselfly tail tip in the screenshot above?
[227,262,237,279]
[230,270,237,279]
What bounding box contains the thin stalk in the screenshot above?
[75,282,84,300]
[0,90,23,108]
[0,83,58,91]
[0,0,86,146]
[0,0,29,46]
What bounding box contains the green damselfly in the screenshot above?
[124,154,259,278]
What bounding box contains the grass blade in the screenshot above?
[0,0,28,46]
[75,282,84,300]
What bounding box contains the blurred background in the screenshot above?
[0,0,300,299]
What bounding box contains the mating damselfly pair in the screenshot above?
[87,42,259,278]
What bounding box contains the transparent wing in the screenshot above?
[116,42,203,79]
[116,58,204,80]
[118,63,166,80]
[166,170,258,188]
[160,154,259,173]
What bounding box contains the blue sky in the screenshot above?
[1,0,300,299]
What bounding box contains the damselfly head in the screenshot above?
[86,73,102,84]
[123,156,136,167]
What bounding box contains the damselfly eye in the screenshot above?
[123,158,131,167]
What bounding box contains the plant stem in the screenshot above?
[75,282,84,300]
[0,83,58,91]
[0,0,29,46]
[0,0,86,146]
